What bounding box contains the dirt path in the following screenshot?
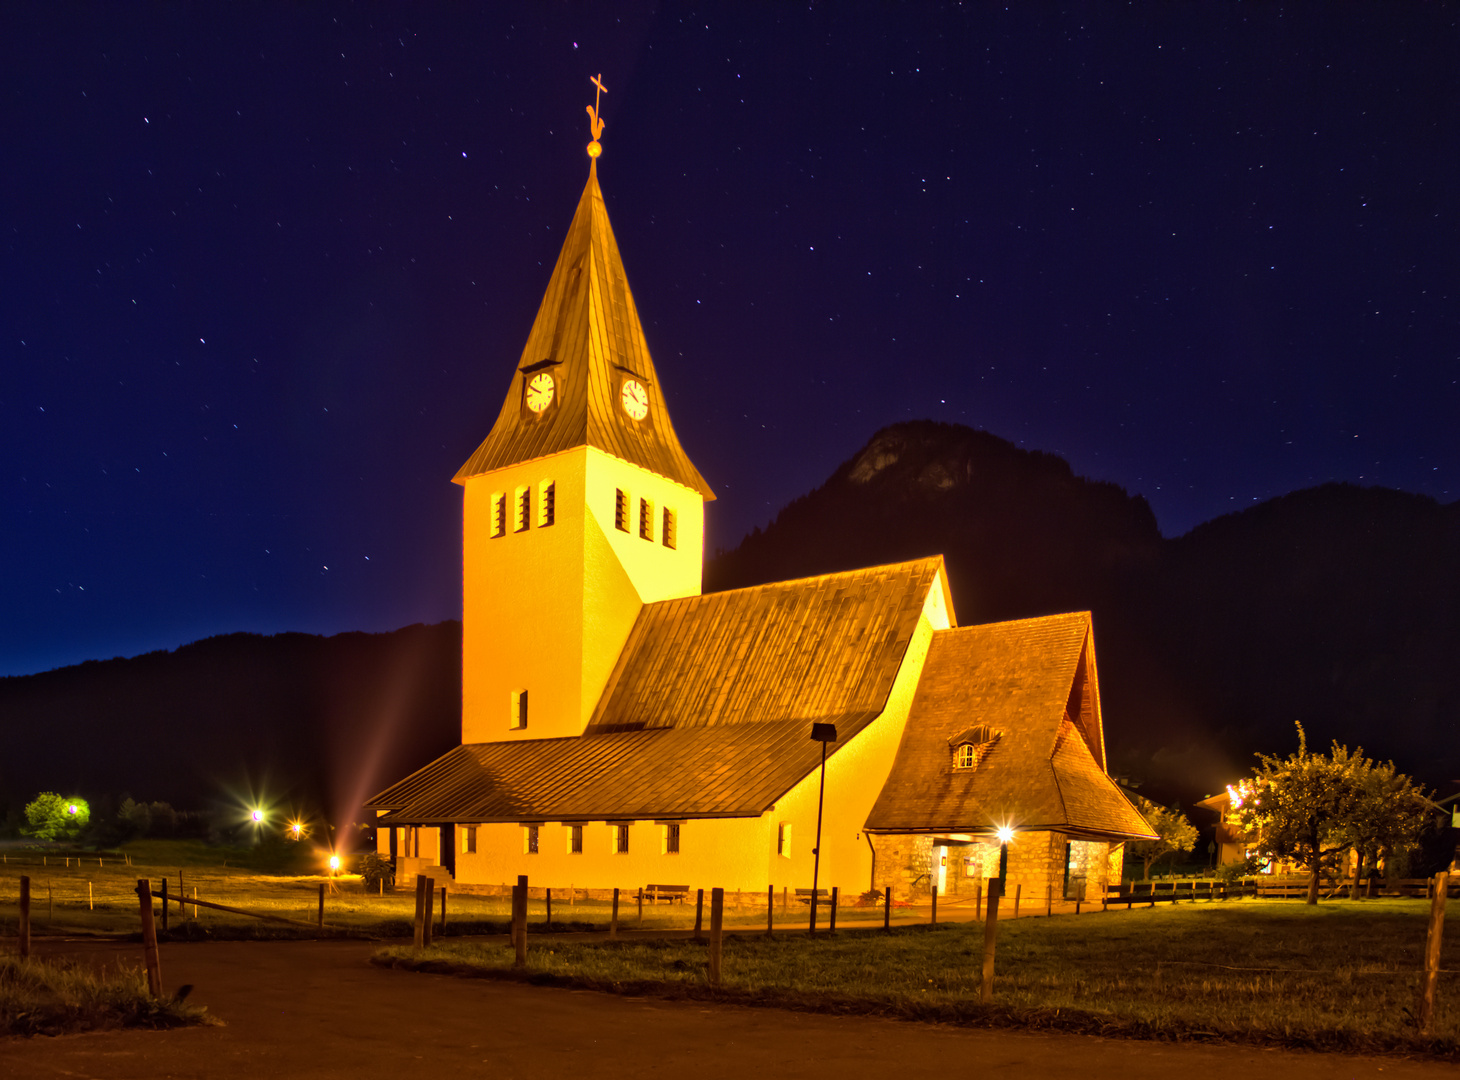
[1,936,1450,1079]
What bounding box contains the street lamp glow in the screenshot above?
[996,826,1015,844]
[251,809,264,823]
[328,854,342,872]
[67,804,79,816]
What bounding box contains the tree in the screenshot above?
[1229,723,1371,904]
[1336,757,1430,898]
[22,792,91,842]
[1127,796,1199,879]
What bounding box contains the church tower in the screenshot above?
[454,142,714,745]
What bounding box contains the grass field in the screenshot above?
[377,898,1459,1058]
[0,953,215,1037]
[0,840,890,937]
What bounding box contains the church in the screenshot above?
[366,122,1154,905]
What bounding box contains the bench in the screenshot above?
[793,888,829,905]
[644,884,691,904]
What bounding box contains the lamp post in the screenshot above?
[808,722,838,937]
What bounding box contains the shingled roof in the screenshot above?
[453,162,714,499]
[864,612,1155,840]
[368,558,948,823]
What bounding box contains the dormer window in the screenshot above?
[949,724,1001,771]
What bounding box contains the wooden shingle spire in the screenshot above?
[453,160,714,498]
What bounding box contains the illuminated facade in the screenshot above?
[367,150,1155,902]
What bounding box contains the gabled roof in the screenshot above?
[865,612,1155,840]
[453,162,713,498]
[367,558,946,823]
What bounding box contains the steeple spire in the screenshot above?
[454,109,713,499]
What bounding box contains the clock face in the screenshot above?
[525,371,555,413]
[620,378,649,421]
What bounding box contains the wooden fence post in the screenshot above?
[18,876,30,959]
[930,883,938,925]
[829,886,838,933]
[318,882,325,929]
[783,885,788,912]
[765,885,773,938]
[980,879,1001,1004]
[423,879,435,947]
[545,887,552,927]
[413,875,427,948]
[610,887,619,938]
[694,888,705,939]
[976,880,983,920]
[1047,882,1053,917]
[1418,871,1449,1034]
[135,879,163,998]
[159,877,168,933]
[1014,883,1022,919]
[637,887,643,924]
[708,887,724,986]
[512,883,526,968]
[884,886,892,932]
[440,887,447,934]
[809,884,819,938]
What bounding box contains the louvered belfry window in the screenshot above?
[540,481,555,527]
[662,506,677,549]
[639,497,654,540]
[614,488,630,532]
[492,493,507,538]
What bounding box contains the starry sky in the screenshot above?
[5,3,1457,678]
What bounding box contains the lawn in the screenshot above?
[0,953,215,1037]
[376,898,1459,1058]
[0,840,868,937]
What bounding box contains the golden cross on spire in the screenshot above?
[586,73,607,159]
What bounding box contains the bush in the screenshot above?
[358,851,395,892]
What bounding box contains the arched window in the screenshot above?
[948,725,1001,771]
[955,743,976,769]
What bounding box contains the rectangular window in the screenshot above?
[510,689,528,730]
[777,822,792,857]
[614,488,630,532]
[661,822,681,855]
[568,824,583,855]
[539,481,555,527]
[638,497,654,540]
[462,825,477,855]
[491,493,507,538]
[662,507,677,549]
[524,824,539,855]
[514,486,531,532]
[614,823,630,854]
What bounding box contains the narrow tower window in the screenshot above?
[777,822,792,857]
[491,493,507,538]
[515,486,531,532]
[614,823,630,854]
[524,824,539,854]
[568,825,583,854]
[662,507,677,549]
[662,822,681,854]
[539,481,555,527]
[510,689,528,730]
[462,825,477,854]
[639,497,654,540]
[614,488,630,532]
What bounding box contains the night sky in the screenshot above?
[5,4,1457,678]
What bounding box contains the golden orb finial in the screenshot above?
[586,73,607,158]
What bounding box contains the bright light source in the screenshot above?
[67,804,79,815]
[251,809,264,823]
[328,855,342,872]
[996,826,1015,844]
[290,821,303,837]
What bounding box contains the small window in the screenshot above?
[510,689,528,730]
[568,824,583,855]
[614,823,630,854]
[491,493,507,538]
[639,497,654,540]
[515,486,531,532]
[777,822,792,857]
[955,743,976,769]
[614,488,630,532]
[662,506,677,549]
[662,822,681,855]
[462,825,477,855]
[539,481,555,527]
[524,824,539,855]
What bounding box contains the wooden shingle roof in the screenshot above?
[864,612,1155,840]
[453,162,714,498]
[368,558,946,823]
